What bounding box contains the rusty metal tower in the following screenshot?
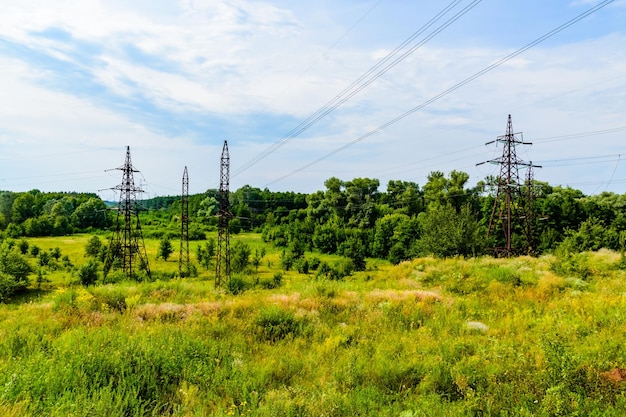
[479,115,539,257]
[104,146,151,279]
[179,166,190,277]
[216,140,232,287]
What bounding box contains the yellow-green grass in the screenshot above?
[1,235,626,416]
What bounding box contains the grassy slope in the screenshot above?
[1,234,626,416]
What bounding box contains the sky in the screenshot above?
[0,0,625,200]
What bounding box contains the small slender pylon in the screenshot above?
[179,166,190,277]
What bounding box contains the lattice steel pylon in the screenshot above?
[179,166,190,277]
[215,140,232,287]
[521,162,539,255]
[104,146,151,279]
[479,115,540,257]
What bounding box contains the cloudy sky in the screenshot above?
[0,0,625,199]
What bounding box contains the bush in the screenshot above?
[17,239,29,255]
[157,237,174,261]
[255,306,306,342]
[0,244,32,296]
[227,275,248,295]
[85,235,102,257]
[77,259,100,286]
[0,272,20,302]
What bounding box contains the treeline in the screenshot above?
[141,171,626,266]
[2,170,626,264]
[245,172,626,264]
[0,190,111,237]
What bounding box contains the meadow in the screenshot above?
[1,233,626,416]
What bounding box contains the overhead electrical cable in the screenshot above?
[234,0,480,176]
[225,0,383,145]
[265,0,615,187]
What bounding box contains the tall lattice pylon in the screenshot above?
[480,115,539,257]
[216,140,231,287]
[179,166,190,277]
[104,146,151,279]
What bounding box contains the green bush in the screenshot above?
[0,272,20,302]
[77,259,100,286]
[255,306,306,342]
[227,275,248,295]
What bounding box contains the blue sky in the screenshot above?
[0,0,625,198]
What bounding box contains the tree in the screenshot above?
[417,203,483,258]
[339,235,367,271]
[252,248,264,275]
[231,241,251,274]
[11,193,36,224]
[71,198,110,229]
[344,177,380,228]
[157,237,174,261]
[196,238,216,270]
[85,235,103,257]
[0,242,32,299]
[77,259,100,286]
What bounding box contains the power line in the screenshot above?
[234,0,481,177]
[264,0,614,187]
[224,0,383,145]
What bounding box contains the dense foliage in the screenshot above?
[4,171,626,268]
[0,190,111,236]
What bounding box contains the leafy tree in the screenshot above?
[252,248,264,274]
[85,235,103,257]
[157,237,174,261]
[339,236,367,271]
[344,177,380,228]
[39,251,51,267]
[423,170,471,210]
[0,191,16,229]
[50,247,62,261]
[77,259,100,286]
[417,203,483,258]
[71,197,110,229]
[280,250,295,271]
[11,193,36,224]
[18,239,29,255]
[231,241,251,274]
[196,238,216,270]
[385,180,423,216]
[0,242,32,299]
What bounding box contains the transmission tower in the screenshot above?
[522,162,538,255]
[479,115,540,257]
[104,146,151,279]
[216,140,232,287]
[179,166,190,277]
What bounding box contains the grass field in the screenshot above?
[1,234,626,416]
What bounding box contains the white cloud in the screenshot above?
[0,1,625,195]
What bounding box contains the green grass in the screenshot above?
[1,235,626,415]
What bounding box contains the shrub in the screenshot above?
[0,272,20,302]
[255,306,305,342]
[85,235,102,257]
[17,239,29,255]
[157,237,174,261]
[0,244,32,298]
[227,275,248,295]
[77,259,100,286]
